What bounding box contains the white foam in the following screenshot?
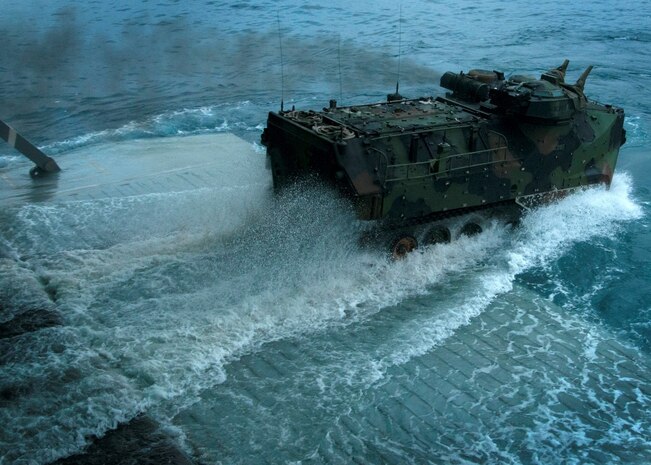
[509,173,641,274]
[0,172,643,463]
[309,173,644,383]
[42,102,260,155]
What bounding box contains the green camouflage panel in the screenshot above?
[261,61,625,226]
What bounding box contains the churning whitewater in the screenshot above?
[2,0,651,464]
[0,145,644,463]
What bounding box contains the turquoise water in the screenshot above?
[1,1,651,464]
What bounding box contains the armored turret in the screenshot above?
[441,60,597,122]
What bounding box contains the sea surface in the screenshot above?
[1,1,651,464]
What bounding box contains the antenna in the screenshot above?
[387,4,404,102]
[338,35,343,103]
[397,3,402,94]
[276,11,285,112]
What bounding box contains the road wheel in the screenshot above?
[459,222,482,237]
[391,235,418,260]
[424,226,451,245]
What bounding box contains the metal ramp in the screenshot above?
[0,133,260,207]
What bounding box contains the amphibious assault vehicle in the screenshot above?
[261,60,626,257]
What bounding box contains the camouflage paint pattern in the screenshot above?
[261,62,625,227]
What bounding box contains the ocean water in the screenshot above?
[1,1,651,464]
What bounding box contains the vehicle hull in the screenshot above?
[262,62,625,229]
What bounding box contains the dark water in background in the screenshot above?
[1,1,651,464]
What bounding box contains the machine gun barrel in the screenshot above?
[440,71,490,102]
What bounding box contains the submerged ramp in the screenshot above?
[177,284,651,464]
[355,291,651,464]
[0,132,269,464]
[0,133,260,206]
